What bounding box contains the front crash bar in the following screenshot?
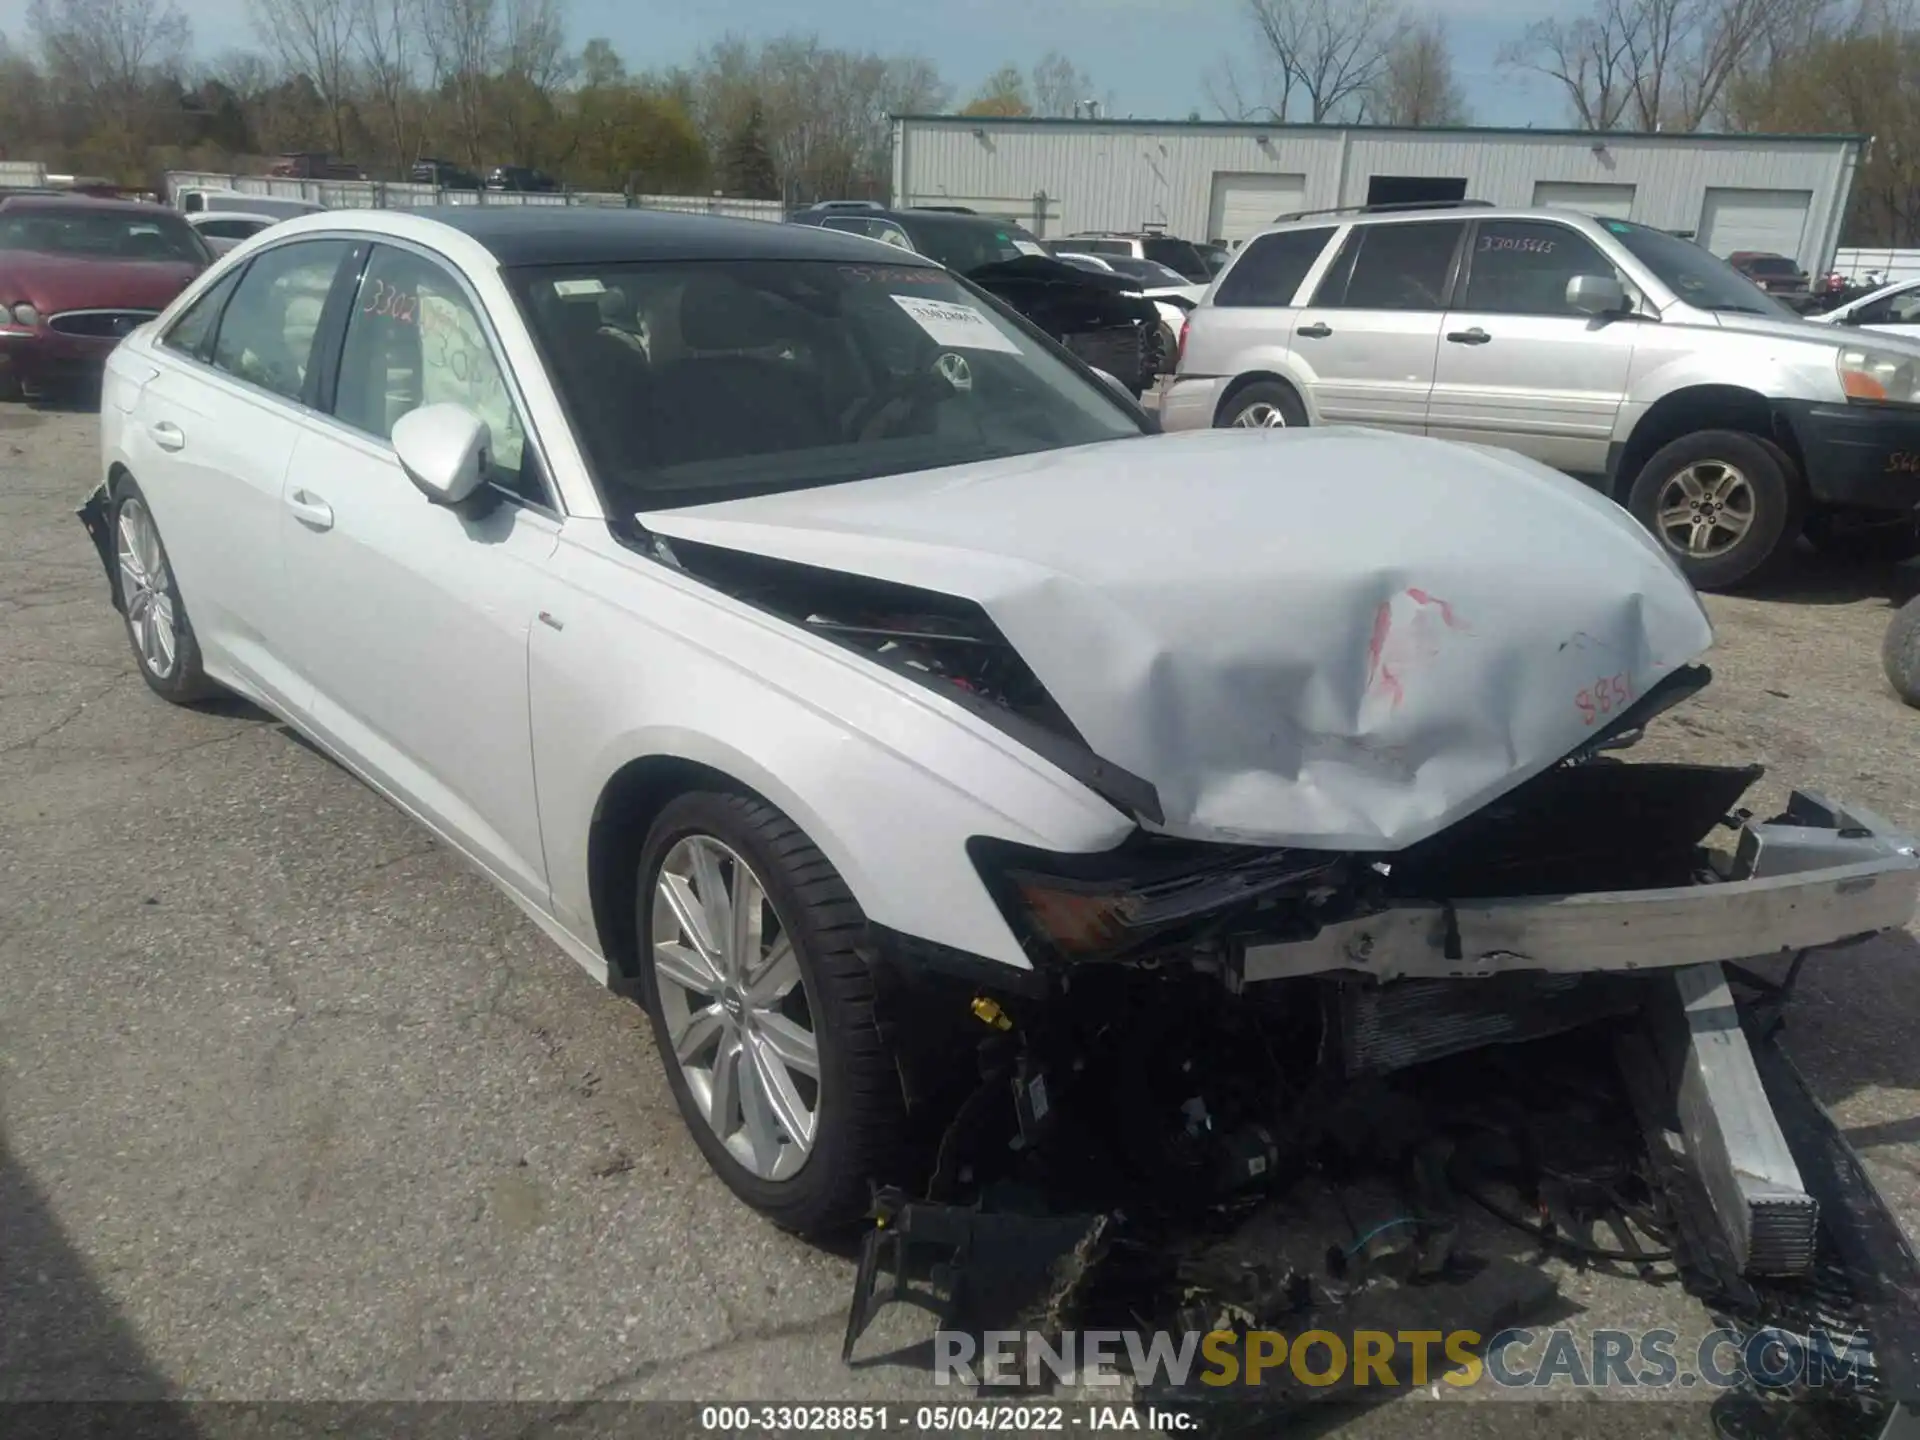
[1240,792,1919,986]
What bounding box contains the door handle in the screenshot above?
[1297,322,1334,339]
[149,421,185,451]
[1446,328,1492,345]
[287,488,334,531]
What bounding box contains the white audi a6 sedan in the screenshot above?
[78,207,1920,1237]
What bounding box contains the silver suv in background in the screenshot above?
[1160,203,1920,590]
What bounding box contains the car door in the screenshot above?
[1854,282,1920,339]
[1289,218,1466,431]
[127,237,356,713]
[276,240,561,906]
[1427,217,1639,479]
[1188,225,1338,393]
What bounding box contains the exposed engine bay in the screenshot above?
[965,256,1161,399]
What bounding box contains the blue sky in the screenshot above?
[0,0,1581,127]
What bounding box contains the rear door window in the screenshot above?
[1313,220,1465,310]
[1213,227,1336,307]
[1460,219,1619,316]
[209,238,353,402]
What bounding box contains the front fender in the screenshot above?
[531,528,1135,972]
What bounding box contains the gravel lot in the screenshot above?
[4,398,1920,1429]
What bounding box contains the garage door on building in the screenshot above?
[1207,172,1308,245]
[1533,181,1637,219]
[1697,188,1812,259]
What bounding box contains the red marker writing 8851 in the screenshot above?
[1577,672,1634,725]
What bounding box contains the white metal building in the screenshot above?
[889,117,1865,274]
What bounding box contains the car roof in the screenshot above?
[1251,203,1620,238]
[280,205,948,268]
[0,194,179,216]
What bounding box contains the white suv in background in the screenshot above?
[1160,203,1920,590]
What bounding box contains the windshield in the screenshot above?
[1136,238,1210,282]
[1196,244,1231,275]
[513,258,1146,511]
[0,207,209,264]
[1602,221,1793,316]
[898,216,1047,273]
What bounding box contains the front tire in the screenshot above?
[1626,430,1805,591]
[1219,379,1307,430]
[636,790,905,1236]
[1884,597,1920,709]
[111,475,217,704]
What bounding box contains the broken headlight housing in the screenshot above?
[969,834,1344,963]
[1836,342,1920,406]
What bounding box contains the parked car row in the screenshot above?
[1161,200,1920,590]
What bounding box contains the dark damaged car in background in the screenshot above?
[0,195,211,401]
[787,201,1163,398]
[71,205,1920,1435]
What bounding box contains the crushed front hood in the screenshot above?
[640,428,1715,850]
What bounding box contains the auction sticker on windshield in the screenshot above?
[892,295,1021,353]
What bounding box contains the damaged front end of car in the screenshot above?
[642,489,1920,1435]
[842,754,1920,1435]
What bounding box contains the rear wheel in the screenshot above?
[636,790,905,1236]
[1219,380,1307,430]
[111,475,218,704]
[1626,429,1805,591]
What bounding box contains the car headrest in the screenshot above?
[678,274,793,351]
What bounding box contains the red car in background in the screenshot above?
[0,196,212,400]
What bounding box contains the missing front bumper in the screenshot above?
[1240,792,1920,986]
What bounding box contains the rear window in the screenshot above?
[1213,227,1336,307]
[1312,220,1465,310]
[1745,256,1800,276]
[898,216,1046,273]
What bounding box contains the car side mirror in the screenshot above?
[392,403,491,508]
[1567,273,1629,315]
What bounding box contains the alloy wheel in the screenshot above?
[650,835,820,1182]
[1655,460,1756,560]
[1233,401,1289,429]
[116,497,179,680]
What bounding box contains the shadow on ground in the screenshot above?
[0,1123,195,1432]
[1740,548,1920,609]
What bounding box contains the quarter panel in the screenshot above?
[530,526,1135,970]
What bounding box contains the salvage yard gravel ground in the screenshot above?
[4,399,1920,1427]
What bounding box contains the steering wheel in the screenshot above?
[845,352,970,439]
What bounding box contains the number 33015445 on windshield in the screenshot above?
[1577,673,1634,725]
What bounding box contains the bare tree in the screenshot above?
[419,0,495,162]
[27,0,190,112]
[1373,17,1469,124]
[353,0,420,169]
[1502,0,1835,132]
[1203,54,1284,121]
[500,0,570,91]
[1241,0,1408,122]
[1029,50,1094,117]
[247,0,360,154]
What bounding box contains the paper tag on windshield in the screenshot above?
[891,295,1020,353]
[1011,239,1047,256]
